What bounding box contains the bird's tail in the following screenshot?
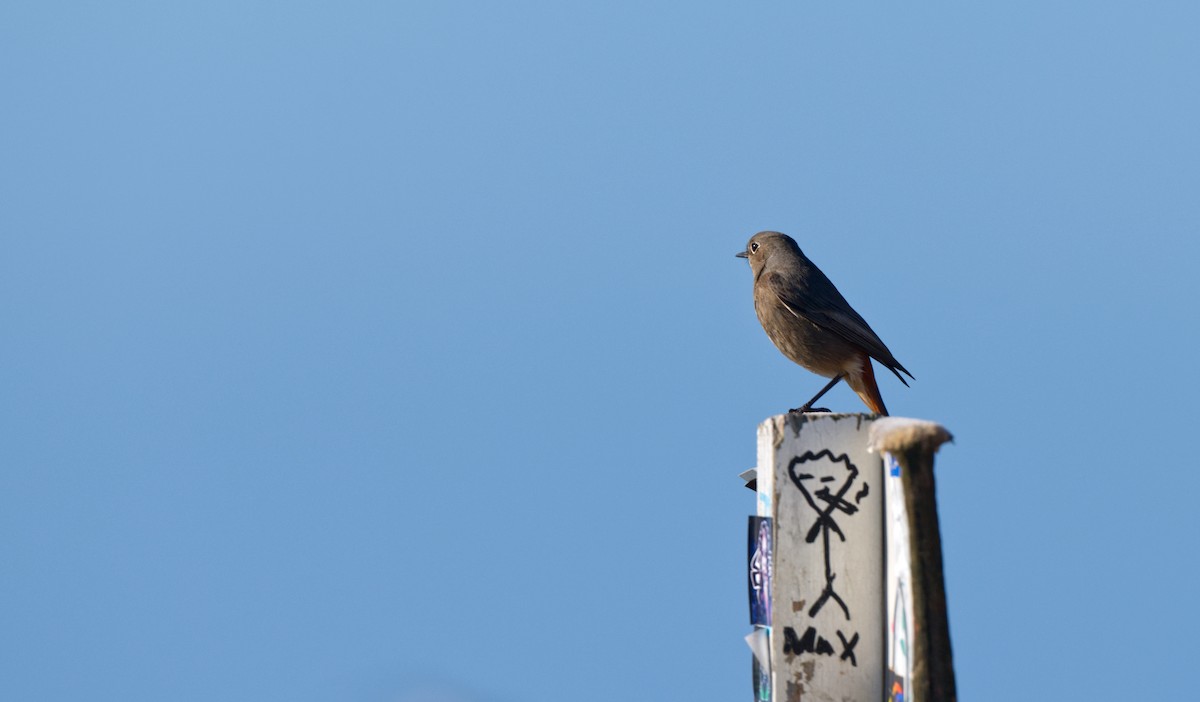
[846,352,889,416]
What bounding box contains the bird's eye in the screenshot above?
[750,242,760,254]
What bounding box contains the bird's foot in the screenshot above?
[788,405,831,415]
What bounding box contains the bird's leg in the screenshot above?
[789,374,843,414]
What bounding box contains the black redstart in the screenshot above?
[737,231,913,416]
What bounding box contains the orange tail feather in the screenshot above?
[847,353,889,416]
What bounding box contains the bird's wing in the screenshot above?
[761,270,914,383]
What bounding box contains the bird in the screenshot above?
[737,231,913,416]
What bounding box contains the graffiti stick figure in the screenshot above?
[788,450,866,621]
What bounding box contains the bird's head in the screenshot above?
[736,231,800,275]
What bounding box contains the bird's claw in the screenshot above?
[788,406,832,414]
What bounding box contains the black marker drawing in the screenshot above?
[837,630,859,666]
[783,626,835,657]
[782,626,859,665]
[787,450,866,621]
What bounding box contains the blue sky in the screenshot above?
[3,2,1198,700]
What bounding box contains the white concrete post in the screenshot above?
[743,413,954,702]
[748,413,884,702]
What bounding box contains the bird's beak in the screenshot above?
[735,251,748,259]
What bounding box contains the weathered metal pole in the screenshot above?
[870,418,956,702]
